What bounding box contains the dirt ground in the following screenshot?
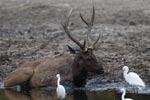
[0,0,150,84]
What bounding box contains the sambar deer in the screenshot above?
[4,6,104,88]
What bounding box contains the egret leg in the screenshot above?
[133,86,139,94]
[136,88,139,94]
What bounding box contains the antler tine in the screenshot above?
[90,4,101,49]
[82,39,86,49]
[80,14,89,27]
[80,5,95,48]
[93,32,101,49]
[80,5,95,27]
[90,5,95,27]
[62,8,84,50]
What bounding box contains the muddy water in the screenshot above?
[0,89,150,100]
[0,81,150,100]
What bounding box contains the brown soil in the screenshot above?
[0,0,150,84]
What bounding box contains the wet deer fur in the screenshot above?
[4,5,104,87]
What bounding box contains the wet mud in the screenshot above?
[0,0,150,91]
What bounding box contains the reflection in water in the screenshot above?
[5,90,30,100]
[87,90,118,100]
[73,90,87,100]
[1,89,150,100]
[5,89,73,100]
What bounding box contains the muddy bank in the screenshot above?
[1,81,150,94]
[86,78,150,94]
[0,0,150,85]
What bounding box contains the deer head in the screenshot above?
[62,6,104,87]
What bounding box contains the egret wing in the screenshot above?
[128,72,145,87]
[56,85,66,99]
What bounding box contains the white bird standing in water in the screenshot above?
[120,88,133,100]
[122,66,145,90]
[56,74,66,99]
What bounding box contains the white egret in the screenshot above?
[122,66,145,90]
[120,88,133,100]
[56,74,66,99]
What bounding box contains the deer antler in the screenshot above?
[62,9,84,50]
[80,5,101,50]
[93,32,101,49]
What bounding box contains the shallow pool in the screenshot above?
[0,89,150,100]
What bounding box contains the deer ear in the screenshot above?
[67,45,76,54]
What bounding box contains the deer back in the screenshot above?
[4,55,74,87]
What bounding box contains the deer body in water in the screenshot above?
[4,5,104,88]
